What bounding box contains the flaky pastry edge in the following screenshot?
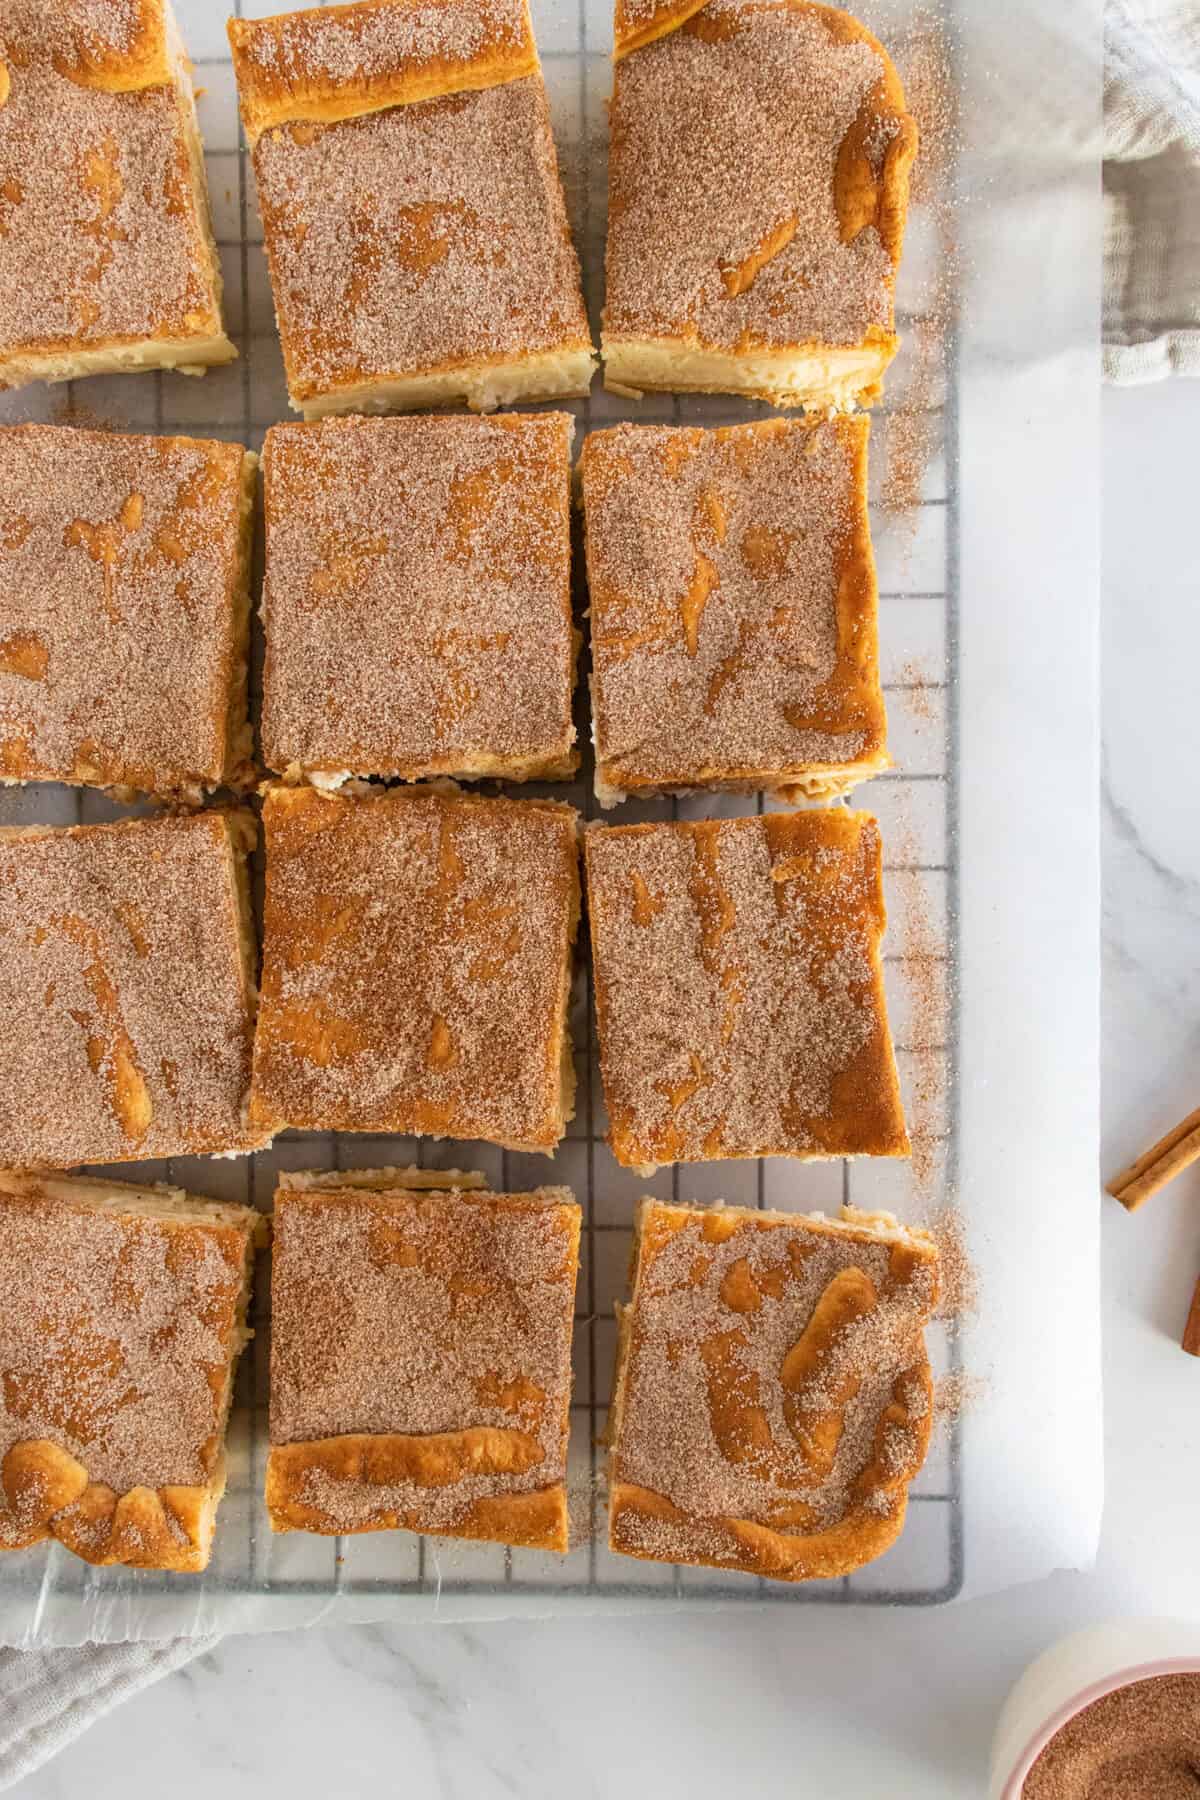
[228,0,540,147]
[605,1199,937,1581]
[0,1174,262,1573]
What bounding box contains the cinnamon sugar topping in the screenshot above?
[0,425,251,798]
[252,75,591,403]
[0,1182,254,1494]
[585,811,908,1169]
[64,2,144,55]
[270,1184,578,1533]
[251,786,579,1149]
[0,1,222,370]
[582,419,885,798]
[880,5,959,523]
[238,0,525,85]
[261,414,575,781]
[610,1204,938,1570]
[0,812,262,1169]
[607,0,899,351]
[1023,1674,1200,1800]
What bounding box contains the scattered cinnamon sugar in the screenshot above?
[899,657,937,729]
[888,799,953,1190]
[585,811,908,1167]
[0,1183,254,1495]
[932,1369,985,1426]
[0,1,221,365]
[881,3,960,523]
[926,1206,978,1319]
[882,319,947,521]
[270,1184,578,1533]
[567,1459,603,1549]
[607,0,896,352]
[902,4,959,218]
[260,413,575,780]
[251,75,591,403]
[1023,1674,1200,1800]
[46,392,113,431]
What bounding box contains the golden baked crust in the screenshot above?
[250,785,580,1151]
[602,0,917,408]
[227,0,539,146]
[18,0,173,92]
[260,413,577,785]
[0,424,255,802]
[607,1200,938,1581]
[580,416,887,805]
[0,809,268,1169]
[265,1181,580,1550]
[584,810,908,1170]
[613,0,713,57]
[230,0,595,417]
[0,0,234,390]
[0,1171,260,1573]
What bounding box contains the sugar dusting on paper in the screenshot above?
[882,2,960,525]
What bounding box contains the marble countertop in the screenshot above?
[19,381,1200,1800]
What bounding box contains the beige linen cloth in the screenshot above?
[1105,0,1200,379]
[0,1638,217,1788]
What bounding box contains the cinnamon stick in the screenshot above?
[1183,1275,1200,1358]
[1107,1104,1200,1212]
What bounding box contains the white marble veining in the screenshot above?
[12,384,1199,1799]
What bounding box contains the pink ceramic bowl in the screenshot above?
[988,1619,1200,1799]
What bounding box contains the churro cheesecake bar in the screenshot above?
[585,810,908,1171]
[607,1200,938,1581]
[0,0,233,391]
[0,1172,261,1572]
[0,425,255,802]
[229,0,596,417]
[603,0,917,408]
[250,785,580,1150]
[0,810,267,1170]
[261,413,577,786]
[580,417,887,805]
[266,1170,580,1551]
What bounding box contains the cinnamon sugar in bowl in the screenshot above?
[990,1622,1200,1800]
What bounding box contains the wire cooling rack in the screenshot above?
[0,0,961,1637]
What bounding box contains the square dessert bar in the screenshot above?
[581,417,888,805]
[0,425,255,802]
[266,1171,580,1551]
[0,0,233,390]
[0,810,267,1170]
[250,785,580,1150]
[585,809,908,1171]
[607,1200,939,1581]
[0,1172,261,1572]
[229,0,596,417]
[261,413,576,785]
[603,0,917,408]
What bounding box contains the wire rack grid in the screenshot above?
[0,0,962,1634]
